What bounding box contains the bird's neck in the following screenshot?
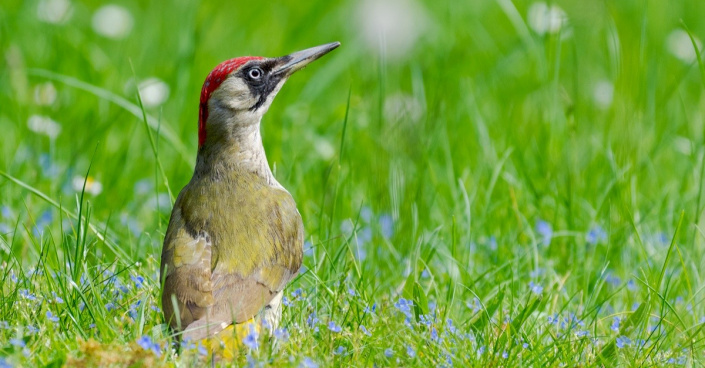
[194,118,278,186]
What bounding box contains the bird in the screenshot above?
[160,42,340,345]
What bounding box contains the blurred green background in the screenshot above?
[1,0,705,365]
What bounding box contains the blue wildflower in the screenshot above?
[303,241,314,256]
[502,351,508,359]
[292,288,303,298]
[306,312,319,332]
[0,321,7,329]
[488,235,497,250]
[394,298,413,319]
[334,346,346,355]
[348,288,356,297]
[273,328,289,342]
[9,338,25,348]
[419,314,433,326]
[529,281,543,295]
[129,301,142,320]
[547,314,559,325]
[1,206,11,218]
[561,313,584,329]
[33,210,53,236]
[626,279,637,291]
[19,289,37,301]
[421,268,430,279]
[282,296,293,307]
[535,220,552,246]
[360,206,373,222]
[105,303,115,311]
[299,357,318,368]
[384,348,394,358]
[136,335,161,356]
[130,275,145,289]
[357,226,372,246]
[243,325,259,350]
[406,345,416,358]
[430,327,440,343]
[615,335,631,348]
[150,305,161,312]
[522,342,529,349]
[197,343,208,356]
[467,297,481,313]
[444,353,454,367]
[605,273,621,287]
[27,326,39,334]
[586,225,607,245]
[428,300,437,313]
[360,325,371,336]
[0,357,11,368]
[327,321,342,333]
[246,354,256,367]
[610,317,621,332]
[379,214,394,238]
[46,311,59,323]
[446,319,457,335]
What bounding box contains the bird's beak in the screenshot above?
[273,42,340,76]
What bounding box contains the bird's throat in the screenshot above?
[194,120,277,186]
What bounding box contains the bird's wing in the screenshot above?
[161,183,303,341]
[203,187,303,337]
[160,199,214,334]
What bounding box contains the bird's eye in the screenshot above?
[248,68,263,79]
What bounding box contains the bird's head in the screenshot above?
[197,42,340,149]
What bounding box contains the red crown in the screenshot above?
[198,56,263,148]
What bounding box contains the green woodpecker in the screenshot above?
[160,42,340,342]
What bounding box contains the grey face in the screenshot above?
[236,42,340,112]
[236,58,290,111]
[208,42,340,123]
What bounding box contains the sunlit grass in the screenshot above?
[2,0,705,366]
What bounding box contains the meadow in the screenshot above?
[1,0,705,366]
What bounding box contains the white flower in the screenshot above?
[666,29,702,63]
[37,0,72,24]
[592,80,614,109]
[27,115,61,139]
[356,0,429,60]
[527,2,568,35]
[92,5,134,39]
[72,176,103,196]
[34,82,57,106]
[313,137,335,160]
[138,78,170,107]
[384,93,423,123]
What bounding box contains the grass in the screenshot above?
[1,0,705,366]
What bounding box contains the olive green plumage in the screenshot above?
[160,167,303,340]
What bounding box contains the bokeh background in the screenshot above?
[1,0,705,366]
